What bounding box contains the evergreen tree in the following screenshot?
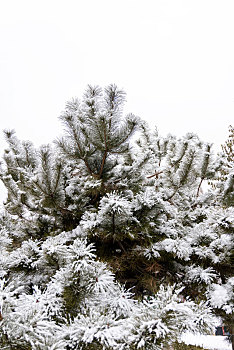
[0,85,233,349]
[205,125,234,348]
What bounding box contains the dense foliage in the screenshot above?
[0,85,233,349]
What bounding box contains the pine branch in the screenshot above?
[147,171,163,179]
[196,178,204,197]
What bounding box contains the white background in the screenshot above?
[0,0,234,199]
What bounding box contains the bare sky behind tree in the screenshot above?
[0,0,234,200]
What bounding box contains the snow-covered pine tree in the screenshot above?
[148,124,233,349]
[140,125,234,348]
[0,130,72,236]
[0,85,232,349]
[203,126,234,349]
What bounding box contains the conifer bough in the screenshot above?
[0,85,233,350]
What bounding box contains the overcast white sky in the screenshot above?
[0,0,234,198]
